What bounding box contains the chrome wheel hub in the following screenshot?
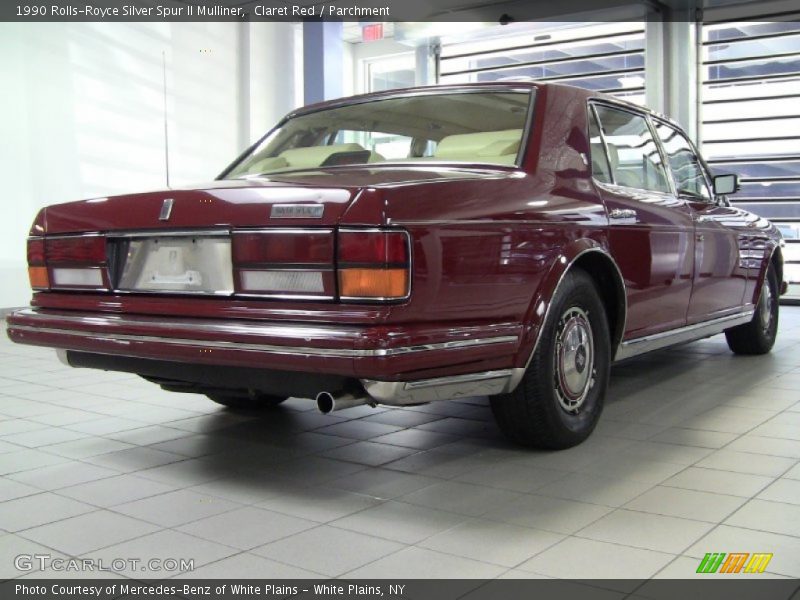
[554,307,595,413]
[759,281,774,332]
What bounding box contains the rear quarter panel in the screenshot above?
[354,85,609,368]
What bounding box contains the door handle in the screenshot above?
[697,233,704,242]
[609,208,637,220]
[695,215,713,223]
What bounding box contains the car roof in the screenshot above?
[285,81,681,133]
[294,82,618,113]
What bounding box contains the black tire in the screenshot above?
[491,268,610,449]
[207,392,287,410]
[724,264,779,355]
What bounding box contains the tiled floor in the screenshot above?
[1,308,800,580]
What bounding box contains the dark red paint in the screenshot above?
[7,83,783,382]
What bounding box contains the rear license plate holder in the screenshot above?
[116,234,234,295]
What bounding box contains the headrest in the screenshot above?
[279,143,366,169]
[435,129,523,160]
[246,156,289,174]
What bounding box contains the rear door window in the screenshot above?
[593,104,672,194]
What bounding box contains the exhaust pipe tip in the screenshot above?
[315,390,372,414]
[316,391,336,415]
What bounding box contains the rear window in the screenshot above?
[225,91,532,178]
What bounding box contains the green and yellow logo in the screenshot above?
[696,553,773,574]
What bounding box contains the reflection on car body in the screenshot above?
[8,83,785,448]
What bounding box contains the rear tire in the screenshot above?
[207,392,287,410]
[490,268,610,449]
[725,264,779,355]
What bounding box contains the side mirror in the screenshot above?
[713,173,739,196]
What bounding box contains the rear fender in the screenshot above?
[513,238,624,377]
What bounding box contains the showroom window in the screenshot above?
[364,53,416,92]
[439,22,647,105]
[701,12,800,297]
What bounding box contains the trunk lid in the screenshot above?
[42,165,512,234]
[42,181,355,234]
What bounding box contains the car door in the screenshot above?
[652,120,747,322]
[590,102,695,339]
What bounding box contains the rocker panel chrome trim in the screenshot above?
[614,310,755,361]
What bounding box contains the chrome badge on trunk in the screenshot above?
[270,204,324,219]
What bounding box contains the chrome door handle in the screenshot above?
[695,215,713,223]
[609,208,637,220]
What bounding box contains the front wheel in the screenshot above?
[490,269,610,449]
[207,391,287,410]
[724,264,779,355]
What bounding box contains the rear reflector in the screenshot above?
[28,266,49,290]
[338,230,410,300]
[239,270,325,294]
[51,268,104,288]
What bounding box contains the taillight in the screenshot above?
[27,234,109,291]
[231,230,335,298]
[46,236,106,264]
[338,229,410,300]
[27,238,48,290]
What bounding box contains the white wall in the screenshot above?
[0,22,298,308]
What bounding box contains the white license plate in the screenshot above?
[117,236,234,294]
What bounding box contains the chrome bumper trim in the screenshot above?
[8,309,517,359]
[55,349,71,367]
[362,368,524,405]
[615,310,754,361]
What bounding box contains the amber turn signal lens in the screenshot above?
[28,266,49,290]
[339,268,408,299]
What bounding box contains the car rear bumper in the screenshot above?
[6,308,524,404]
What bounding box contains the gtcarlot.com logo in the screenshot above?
[696,552,773,574]
[15,554,195,573]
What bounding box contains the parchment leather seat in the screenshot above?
[433,129,522,165]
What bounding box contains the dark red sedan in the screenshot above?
[7,83,785,448]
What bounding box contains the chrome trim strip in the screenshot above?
[362,367,524,405]
[9,311,518,359]
[107,229,230,238]
[386,219,554,226]
[55,349,71,367]
[234,228,334,235]
[765,242,781,294]
[7,309,317,339]
[403,369,516,390]
[615,310,755,361]
[37,232,104,241]
[234,293,335,301]
[11,325,517,359]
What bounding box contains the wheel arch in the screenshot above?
[769,243,784,291]
[752,242,785,305]
[515,239,627,375]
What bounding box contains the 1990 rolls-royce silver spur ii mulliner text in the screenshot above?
[7,83,786,448]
